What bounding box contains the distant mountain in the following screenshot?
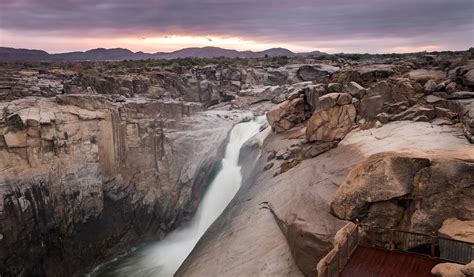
[0,46,325,61]
[54,48,137,61]
[0,47,50,61]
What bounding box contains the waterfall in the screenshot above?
[90,115,267,277]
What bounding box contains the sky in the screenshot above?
[0,0,473,54]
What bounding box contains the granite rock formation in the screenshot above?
[0,95,237,276]
[330,153,474,233]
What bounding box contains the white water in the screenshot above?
[90,116,266,277]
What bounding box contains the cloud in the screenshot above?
[0,0,473,53]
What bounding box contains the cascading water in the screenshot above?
[89,115,267,277]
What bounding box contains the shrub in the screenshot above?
[7,114,24,130]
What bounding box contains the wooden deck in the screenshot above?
[340,246,441,277]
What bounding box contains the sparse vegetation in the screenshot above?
[7,114,24,130]
[149,121,157,129]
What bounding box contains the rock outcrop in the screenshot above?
[306,93,355,142]
[266,88,356,143]
[265,86,314,132]
[453,64,474,88]
[345,64,395,85]
[330,153,474,234]
[0,95,238,276]
[296,64,340,82]
[448,95,474,142]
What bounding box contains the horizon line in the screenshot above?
[1,44,473,56]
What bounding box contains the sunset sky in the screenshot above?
[0,0,473,54]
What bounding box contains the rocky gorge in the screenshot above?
[1,50,474,276]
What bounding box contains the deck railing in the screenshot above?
[318,223,474,277]
[318,224,359,277]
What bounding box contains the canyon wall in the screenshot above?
[0,95,235,276]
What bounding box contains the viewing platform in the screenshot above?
[341,246,440,276]
[318,223,474,277]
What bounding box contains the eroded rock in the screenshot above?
[0,95,235,276]
[344,81,366,99]
[306,102,356,142]
[330,153,431,220]
[297,64,339,82]
[331,153,474,234]
[348,64,395,85]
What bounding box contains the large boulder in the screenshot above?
[306,93,356,142]
[408,69,446,82]
[221,67,241,81]
[198,79,219,105]
[438,218,474,243]
[431,263,466,277]
[348,64,395,85]
[331,153,474,234]
[327,82,342,93]
[424,79,444,94]
[360,95,384,122]
[330,153,431,220]
[266,85,325,132]
[448,98,474,143]
[462,69,474,87]
[265,69,289,85]
[344,81,366,99]
[453,64,474,88]
[303,85,321,111]
[359,78,422,124]
[297,64,339,82]
[367,78,419,104]
[266,92,309,133]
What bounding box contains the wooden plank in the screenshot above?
[340,246,440,277]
